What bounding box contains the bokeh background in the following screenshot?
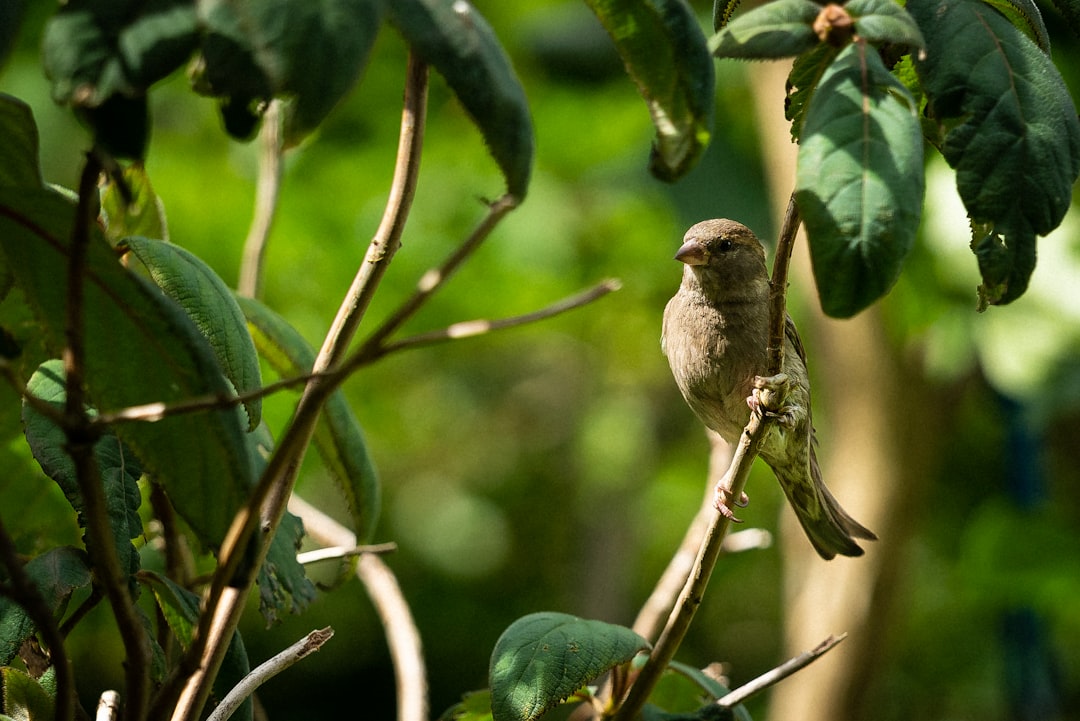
[3,1,1080,719]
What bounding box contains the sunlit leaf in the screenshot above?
[100,164,168,243]
[795,42,924,317]
[489,612,648,721]
[910,0,1080,305]
[710,0,820,59]
[846,0,924,50]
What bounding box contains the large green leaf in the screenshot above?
[845,0,924,50]
[795,42,924,317]
[910,0,1080,305]
[195,0,384,144]
[0,666,55,721]
[0,95,42,189]
[489,612,649,721]
[0,547,92,666]
[390,0,534,197]
[22,360,144,582]
[586,0,714,181]
[0,188,252,547]
[236,296,380,543]
[100,164,169,243]
[124,237,262,430]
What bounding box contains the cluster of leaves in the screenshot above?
[712,0,1080,315]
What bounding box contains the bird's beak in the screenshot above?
[674,239,708,266]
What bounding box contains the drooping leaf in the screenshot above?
[910,0,1080,304]
[236,295,380,543]
[586,0,715,181]
[845,0,925,51]
[971,227,1037,310]
[0,188,252,547]
[0,547,92,666]
[0,95,43,189]
[124,237,262,430]
[140,572,252,721]
[489,612,649,721]
[100,164,168,243]
[42,0,199,158]
[710,0,821,59]
[795,41,924,317]
[194,0,384,145]
[390,0,534,197]
[0,666,55,721]
[22,361,144,582]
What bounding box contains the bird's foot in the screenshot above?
[714,484,749,522]
[747,375,790,418]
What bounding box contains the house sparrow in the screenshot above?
[661,219,875,559]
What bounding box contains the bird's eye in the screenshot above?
[717,239,734,252]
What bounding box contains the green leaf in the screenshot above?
[439,690,494,721]
[0,667,55,721]
[0,95,43,189]
[845,0,925,51]
[123,237,262,430]
[237,296,380,543]
[194,0,383,145]
[140,572,253,721]
[982,0,1051,53]
[390,0,534,197]
[22,360,144,582]
[100,164,168,243]
[714,0,744,31]
[489,612,649,721]
[710,0,820,59]
[0,547,92,666]
[586,0,715,181]
[972,227,1036,309]
[910,0,1080,304]
[0,188,252,547]
[795,42,925,317]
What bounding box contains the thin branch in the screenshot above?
[613,206,803,721]
[357,279,621,364]
[59,584,104,637]
[0,513,77,721]
[289,495,428,721]
[316,53,430,370]
[358,192,520,353]
[68,152,151,721]
[718,634,846,708]
[206,627,335,721]
[237,99,284,299]
[166,55,430,721]
[296,542,397,565]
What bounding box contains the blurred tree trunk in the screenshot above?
[748,60,945,721]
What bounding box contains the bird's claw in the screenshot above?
[714,486,749,522]
[746,373,797,424]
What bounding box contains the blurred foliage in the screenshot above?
[0,1,1079,720]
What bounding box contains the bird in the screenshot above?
[661,219,876,559]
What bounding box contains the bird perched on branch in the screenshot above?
[661,219,875,559]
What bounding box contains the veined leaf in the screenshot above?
[123,237,262,430]
[910,0,1080,304]
[236,295,380,543]
[846,0,925,51]
[982,0,1050,53]
[0,188,252,547]
[100,164,168,243]
[710,0,821,59]
[0,666,55,721]
[795,42,925,317]
[489,612,649,721]
[586,0,715,181]
[785,43,841,142]
[390,0,534,196]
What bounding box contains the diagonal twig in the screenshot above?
[718,633,846,708]
[237,99,284,300]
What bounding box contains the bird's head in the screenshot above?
[675,219,769,300]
